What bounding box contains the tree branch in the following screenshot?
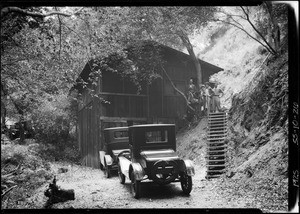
[217,10,246,21]
[56,8,62,63]
[1,7,83,20]
[1,185,17,199]
[213,18,273,54]
[161,65,195,112]
[240,6,277,55]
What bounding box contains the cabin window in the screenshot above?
[114,131,128,139]
[145,130,168,143]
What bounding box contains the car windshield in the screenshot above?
[114,131,128,139]
[145,130,168,143]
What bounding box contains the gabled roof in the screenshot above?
[72,41,223,91]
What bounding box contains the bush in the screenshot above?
[31,93,76,144]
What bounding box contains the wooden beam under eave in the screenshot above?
[100,116,147,123]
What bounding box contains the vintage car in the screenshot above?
[99,127,129,178]
[117,124,195,199]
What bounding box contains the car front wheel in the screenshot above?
[131,172,141,199]
[118,162,125,184]
[180,172,192,195]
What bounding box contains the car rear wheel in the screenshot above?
[180,172,192,195]
[118,162,125,184]
[104,161,111,178]
[131,171,141,199]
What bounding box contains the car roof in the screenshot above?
[129,124,175,128]
[103,127,128,131]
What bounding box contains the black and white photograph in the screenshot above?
[1,1,298,212]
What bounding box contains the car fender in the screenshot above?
[129,163,145,181]
[118,156,131,178]
[99,151,106,166]
[184,159,195,176]
[104,154,113,166]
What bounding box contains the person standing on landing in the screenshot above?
[211,82,224,113]
[204,82,213,115]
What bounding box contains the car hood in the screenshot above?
[140,149,179,162]
[112,149,130,157]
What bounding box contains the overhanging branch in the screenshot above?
[161,65,195,112]
[213,18,274,54]
[1,7,83,20]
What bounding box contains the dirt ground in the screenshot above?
[25,162,247,209]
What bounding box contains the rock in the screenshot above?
[36,168,47,177]
[226,171,235,178]
[58,168,68,174]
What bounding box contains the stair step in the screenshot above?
[207,133,227,138]
[206,152,226,156]
[206,158,226,162]
[208,127,228,130]
[207,143,227,147]
[206,155,226,159]
[207,145,227,149]
[206,163,227,166]
[208,126,227,130]
[206,169,227,172]
[207,142,226,148]
[205,153,226,157]
[207,147,226,151]
[207,137,226,141]
[208,116,227,119]
[208,123,227,127]
[206,153,227,157]
[207,152,227,155]
[205,174,222,179]
[208,121,227,125]
[209,112,227,116]
[208,119,227,122]
[208,117,227,120]
[207,130,228,134]
[208,115,227,118]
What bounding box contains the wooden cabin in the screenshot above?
[73,41,223,168]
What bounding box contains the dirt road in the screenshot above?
[26,162,247,209]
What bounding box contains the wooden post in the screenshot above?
[147,84,149,119]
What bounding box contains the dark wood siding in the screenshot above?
[149,77,162,117]
[101,94,147,118]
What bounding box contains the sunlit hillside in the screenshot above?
[188,7,271,109]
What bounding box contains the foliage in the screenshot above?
[1,6,218,138]
[1,142,52,208]
[214,4,288,55]
[31,93,75,144]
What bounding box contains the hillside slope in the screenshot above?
[176,15,289,211]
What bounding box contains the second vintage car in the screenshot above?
[117,124,195,198]
[99,126,130,178]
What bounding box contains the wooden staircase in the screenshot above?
[205,112,228,179]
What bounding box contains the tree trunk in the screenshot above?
[44,176,75,208]
[11,99,26,144]
[1,83,8,132]
[19,116,25,144]
[1,100,6,130]
[264,2,280,52]
[178,31,202,87]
